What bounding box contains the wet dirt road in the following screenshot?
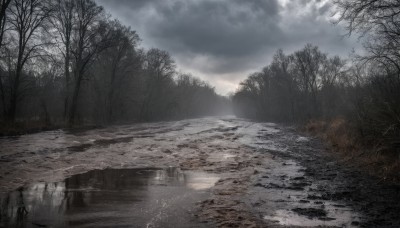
[0,117,399,227]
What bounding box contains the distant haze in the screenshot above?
[96,0,359,95]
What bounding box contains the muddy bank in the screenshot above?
[0,121,105,137]
[0,122,62,137]
[249,127,400,227]
[1,117,400,227]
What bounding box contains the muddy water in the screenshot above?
[1,117,400,227]
[0,168,218,228]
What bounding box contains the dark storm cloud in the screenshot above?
[96,0,358,94]
[114,0,282,57]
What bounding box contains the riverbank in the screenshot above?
[0,121,107,137]
[304,118,400,183]
[0,121,62,137]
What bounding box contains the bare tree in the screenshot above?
[101,20,139,123]
[7,0,51,122]
[293,44,326,117]
[270,50,296,121]
[0,0,11,47]
[233,45,348,122]
[68,0,109,126]
[50,0,75,120]
[334,0,400,75]
[0,0,12,117]
[140,48,175,121]
[321,56,346,88]
[334,0,400,147]
[0,0,231,129]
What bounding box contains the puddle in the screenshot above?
[0,168,219,228]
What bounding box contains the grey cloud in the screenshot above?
[147,0,281,56]
[96,0,359,93]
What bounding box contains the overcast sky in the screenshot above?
[96,0,359,95]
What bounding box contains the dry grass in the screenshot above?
[306,118,358,152]
[305,118,400,183]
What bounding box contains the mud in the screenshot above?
[250,126,400,227]
[0,117,400,227]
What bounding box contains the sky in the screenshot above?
[96,0,360,95]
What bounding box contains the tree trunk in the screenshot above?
[68,72,82,126]
[41,99,50,126]
[63,46,71,121]
[0,72,7,117]
[8,64,22,123]
[8,88,17,122]
[107,88,114,123]
[107,66,117,123]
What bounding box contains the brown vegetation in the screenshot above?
[305,118,359,154]
[305,118,400,183]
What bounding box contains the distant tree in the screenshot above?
[233,45,348,122]
[35,57,63,125]
[140,48,175,121]
[270,50,296,121]
[292,44,326,118]
[320,56,347,118]
[174,74,224,118]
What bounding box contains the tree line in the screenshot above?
[0,0,230,127]
[233,0,400,150]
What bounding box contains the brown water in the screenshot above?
[1,117,400,227]
[0,168,219,228]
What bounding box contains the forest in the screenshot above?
[0,0,230,131]
[233,0,400,157]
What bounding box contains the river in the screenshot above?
[0,117,399,227]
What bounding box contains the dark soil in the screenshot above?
[251,126,400,227]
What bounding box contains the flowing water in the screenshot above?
[0,117,399,227]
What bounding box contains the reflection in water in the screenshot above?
[16,188,28,226]
[0,168,218,228]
